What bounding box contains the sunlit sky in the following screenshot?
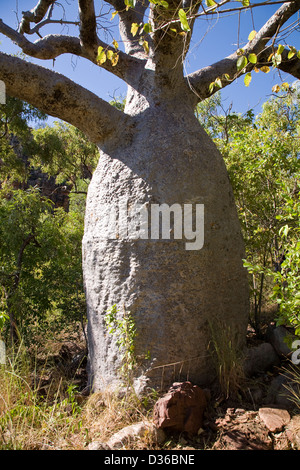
[0,0,299,122]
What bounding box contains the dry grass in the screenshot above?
[0,342,151,450]
[209,320,246,400]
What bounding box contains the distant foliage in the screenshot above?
[0,96,47,183]
[29,121,99,191]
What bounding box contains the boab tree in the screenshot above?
[0,0,299,393]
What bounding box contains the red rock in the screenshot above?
[258,407,290,433]
[153,381,207,435]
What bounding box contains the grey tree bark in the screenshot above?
[83,93,249,393]
[0,0,299,393]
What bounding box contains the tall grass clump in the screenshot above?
[0,340,156,450]
[0,343,86,450]
[209,320,245,399]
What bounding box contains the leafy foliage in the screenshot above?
[0,188,85,343]
[271,182,300,335]
[198,83,300,335]
[29,121,98,192]
[0,100,99,344]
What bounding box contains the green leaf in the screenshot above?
[248,30,256,41]
[178,9,190,32]
[131,22,139,37]
[237,55,248,72]
[140,40,149,54]
[272,53,282,67]
[124,0,136,8]
[279,224,290,238]
[288,46,296,59]
[143,23,153,34]
[206,0,217,7]
[96,46,107,65]
[222,73,230,81]
[150,0,169,7]
[244,72,252,87]
[242,0,250,6]
[157,0,169,7]
[277,44,285,55]
[107,50,119,66]
[260,65,270,73]
[215,78,222,89]
[295,327,300,337]
[208,82,215,94]
[248,53,257,64]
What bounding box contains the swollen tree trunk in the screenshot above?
[83,79,249,393]
[1,0,299,395]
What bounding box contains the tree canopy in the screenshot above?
[0,1,299,141]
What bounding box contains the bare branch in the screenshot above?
[0,19,145,86]
[27,18,81,37]
[196,0,295,17]
[186,0,300,101]
[0,19,83,59]
[19,0,58,34]
[0,52,131,145]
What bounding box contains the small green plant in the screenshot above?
[104,304,137,386]
[64,384,82,417]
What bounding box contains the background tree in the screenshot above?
[30,122,98,190]
[0,0,300,393]
[197,84,300,336]
[0,96,46,183]
[0,99,93,347]
[0,186,86,345]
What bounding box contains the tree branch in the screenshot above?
[106,0,150,56]
[0,52,131,145]
[260,45,300,79]
[78,0,98,57]
[0,19,145,86]
[186,0,300,101]
[0,19,83,58]
[19,0,58,34]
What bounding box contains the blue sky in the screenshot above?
[0,0,299,121]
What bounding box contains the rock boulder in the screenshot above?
[153,381,207,435]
